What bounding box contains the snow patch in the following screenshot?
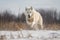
[0,30,60,40]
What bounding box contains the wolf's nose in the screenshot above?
[28,15,30,18]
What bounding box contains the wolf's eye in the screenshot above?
[30,11,31,13]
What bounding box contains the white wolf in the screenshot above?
[25,6,43,30]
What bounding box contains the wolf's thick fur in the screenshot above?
[25,6,43,30]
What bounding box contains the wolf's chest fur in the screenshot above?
[27,15,34,22]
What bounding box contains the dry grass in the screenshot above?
[0,22,29,31]
[44,23,60,30]
[0,22,60,30]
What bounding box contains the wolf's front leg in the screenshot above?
[31,22,35,28]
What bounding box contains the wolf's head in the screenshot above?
[25,6,33,18]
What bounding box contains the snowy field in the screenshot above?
[0,30,60,40]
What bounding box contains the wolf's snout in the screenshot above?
[28,15,30,18]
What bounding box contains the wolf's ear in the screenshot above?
[25,7,27,11]
[30,6,33,10]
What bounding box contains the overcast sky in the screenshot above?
[0,0,60,16]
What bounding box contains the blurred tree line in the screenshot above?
[0,8,60,24]
[0,10,26,23]
[37,8,60,24]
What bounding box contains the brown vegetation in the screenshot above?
[0,22,28,30]
[0,21,60,30]
[44,23,60,30]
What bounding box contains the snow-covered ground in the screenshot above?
[0,30,60,40]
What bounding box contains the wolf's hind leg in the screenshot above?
[41,25,44,29]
